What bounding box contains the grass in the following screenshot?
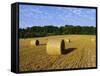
[19,35,96,72]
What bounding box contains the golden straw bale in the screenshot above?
[91,38,95,41]
[30,40,39,46]
[46,39,65,55]
[65,39,70,43]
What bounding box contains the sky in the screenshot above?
[19,4,96,28]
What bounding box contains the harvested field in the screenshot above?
[19,35,96,72]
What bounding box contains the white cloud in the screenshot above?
[72,8,82,16]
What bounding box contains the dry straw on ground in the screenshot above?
[46,39,65,55]
[30,40,39,46]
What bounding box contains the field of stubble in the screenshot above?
[19,35,96,72]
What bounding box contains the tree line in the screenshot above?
[19,25,96,38]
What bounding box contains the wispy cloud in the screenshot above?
[19,5,96,28]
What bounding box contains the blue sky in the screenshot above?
[19,4,96,28]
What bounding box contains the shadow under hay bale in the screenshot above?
[61,48,76,55]
[37,38,48,45]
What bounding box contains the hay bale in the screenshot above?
[30,40,39,46]
[65,39,70,43]
[46,39,65,55]
[91,38,95,41]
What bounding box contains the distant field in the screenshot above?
[19,35,96,72]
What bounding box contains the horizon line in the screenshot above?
[19,25,96,29]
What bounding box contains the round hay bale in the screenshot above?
[65,39,70,43]
[91,38,95,41]
[46,39,65,55]
[30,40,39,46]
